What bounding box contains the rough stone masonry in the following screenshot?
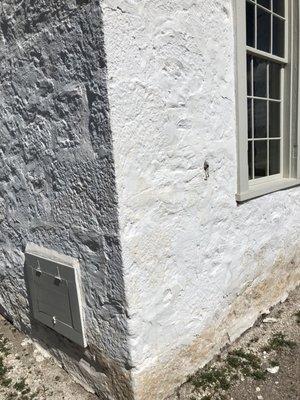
[0,1,300,400]
[0,1,132,399]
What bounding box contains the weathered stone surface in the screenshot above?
[102,0,300,399]
[1,1,300,400]
[0,1,132,398]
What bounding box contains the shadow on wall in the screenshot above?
[0,1,133,398]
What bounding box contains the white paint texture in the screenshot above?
[102,0,300,399]
[0,1,299,399]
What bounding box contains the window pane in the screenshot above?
[253,57,267,98]
[248,142,253,179]
[257,8,271,53]
[257,0,271,9]
[273,0,285,17]
[247,55,252,95]
[273,17,285,57]
[254,141,268,178]
[248,99,252,138]
[269,140,280,175]
[269,102,281,137]
[254,100,267,138]
[269,63,281,99]
[246,1,255,48]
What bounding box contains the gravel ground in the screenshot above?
[169,285,300,400]
[0,316,97,400]
[0,286,299,400]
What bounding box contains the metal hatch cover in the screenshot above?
[25,243,87,348]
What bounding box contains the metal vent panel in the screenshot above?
[25,243,87,347]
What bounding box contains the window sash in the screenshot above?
[234,0,300,201]
[247,57,284,181]
[246,0,287,60]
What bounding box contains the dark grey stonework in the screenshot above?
[0,1,132,398]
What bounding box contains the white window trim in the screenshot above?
[234,0,300,202]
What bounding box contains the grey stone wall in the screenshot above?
[0,1,132,398]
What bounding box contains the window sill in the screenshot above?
[236,178,300,202]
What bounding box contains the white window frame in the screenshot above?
[234,0,300,201]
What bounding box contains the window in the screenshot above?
[234,0,300,201]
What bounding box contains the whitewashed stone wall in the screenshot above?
[0,1,299,399]
[102,1,300,399]
[0,1,132,399]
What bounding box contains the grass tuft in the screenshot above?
[0,356,8,379]
[189,366,231,391]
[13,377,26,392]
[0,335,10,357]
[263,332,297,352]
[251,369,267,380]
[1,377,12,387]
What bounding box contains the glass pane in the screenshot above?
[269,140,280,175]
[273,17,285,57]
[247,55,252,95]
[257,8,271,53]
[253,57,267,98]
[248,142,253,180]
[269,62,281,99]
[269,102,281,137]
[254,100,267,138]
[248,99,252,138]
[257,0,271,9]
[254,141,268,178]
[246,1,255,48]
[273,0,285,17]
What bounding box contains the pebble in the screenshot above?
[34,354,45,363]
[256,387,261,392]
[263,317,278,323]
[267,366,279,374]
[21,338,32,347]
[257,396,263,400]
